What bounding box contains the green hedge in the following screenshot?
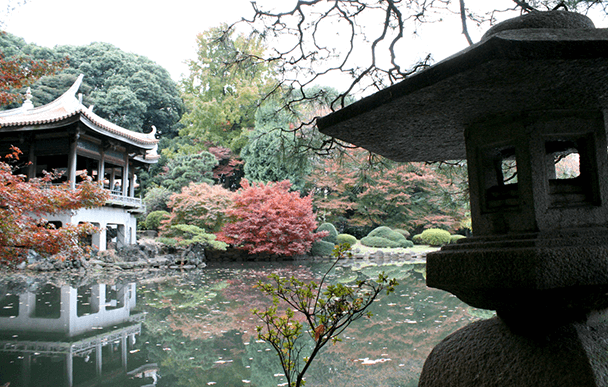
[336,233,357,246]
[419,228,452,246]
[310,240,335,256]
[317,223,338,244]
[145,210,170,231]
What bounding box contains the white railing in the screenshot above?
[105,190,145,213]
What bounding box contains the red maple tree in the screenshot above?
[0,147,109,264]
[218,179,326,256]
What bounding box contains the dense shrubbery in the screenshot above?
[393,228,410,238]
[163,183,234,233]
[218,180,326,256]
[145,210,170,231]
[415,228,452,246]
[317,222,338,244]
[336,233,357,246]
[309,240,335,256]
[360,236,402,248]
[361,226,414,248]
[159,224,227,250]
[143,186,173,214]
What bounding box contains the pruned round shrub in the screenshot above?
[412,234,424,244]
[360,236,401,248]
[310,240,335,256]
[393,228,411,238]
[317,222,338,244]
[336,233,357,246]
[419,228,452,246]
[368,226,396,239]
[450,234,466,244]
[400,239,414,248]
[367,226,411,248]
[145,210,170,231]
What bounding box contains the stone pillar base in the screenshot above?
[419,312,608,387]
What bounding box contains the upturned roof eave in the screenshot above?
[0,74,159,150]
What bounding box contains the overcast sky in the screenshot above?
[3,1,607,85]
[3,0,255,81]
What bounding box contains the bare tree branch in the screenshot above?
[459,0,474,45]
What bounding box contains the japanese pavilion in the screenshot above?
[0,74,159,251]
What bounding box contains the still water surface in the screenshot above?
[0,259,492,387]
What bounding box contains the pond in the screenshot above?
[0,258,493,387]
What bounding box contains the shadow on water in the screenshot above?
[0,259,493,387]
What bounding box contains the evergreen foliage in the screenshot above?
[366,226,413,248]
[317,222,338,244]
[309,240,336,257]
[161,152,218,192]
[0,35,184,136]
[145,211,170,231]
[160,224,227,250]
[418,228,452,246]
[360,236,401,248]
[336,233,357,246]
[143,186,173,213]
[450,234,466,244]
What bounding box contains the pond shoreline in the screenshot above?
[7,238,435,276]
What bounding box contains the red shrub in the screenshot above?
[218,179,326,256]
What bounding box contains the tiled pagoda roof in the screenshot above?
[0,74,159,150]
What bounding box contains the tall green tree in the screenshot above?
[160,152,218,192]
[179,24,274,153]
[240,101,313,192]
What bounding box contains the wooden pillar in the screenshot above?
[129,163,135,197]
[99,147,106,188]
[122,152,129,196]
[27,139,36,180]
[67,133,78,189]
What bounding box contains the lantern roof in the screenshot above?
[317,11,608,162]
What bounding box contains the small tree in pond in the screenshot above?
[252,244,398,387]
[218,179,326,256]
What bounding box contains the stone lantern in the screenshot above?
[318,11,608,386]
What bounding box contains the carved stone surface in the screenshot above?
[419,315,606,387]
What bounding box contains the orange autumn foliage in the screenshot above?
[0,147,109,264]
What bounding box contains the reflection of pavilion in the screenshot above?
[0,282,153,387]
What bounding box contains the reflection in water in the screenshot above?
[0,281,153,387]
[0,260,492,387]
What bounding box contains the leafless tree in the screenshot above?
[226,0,608,154]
